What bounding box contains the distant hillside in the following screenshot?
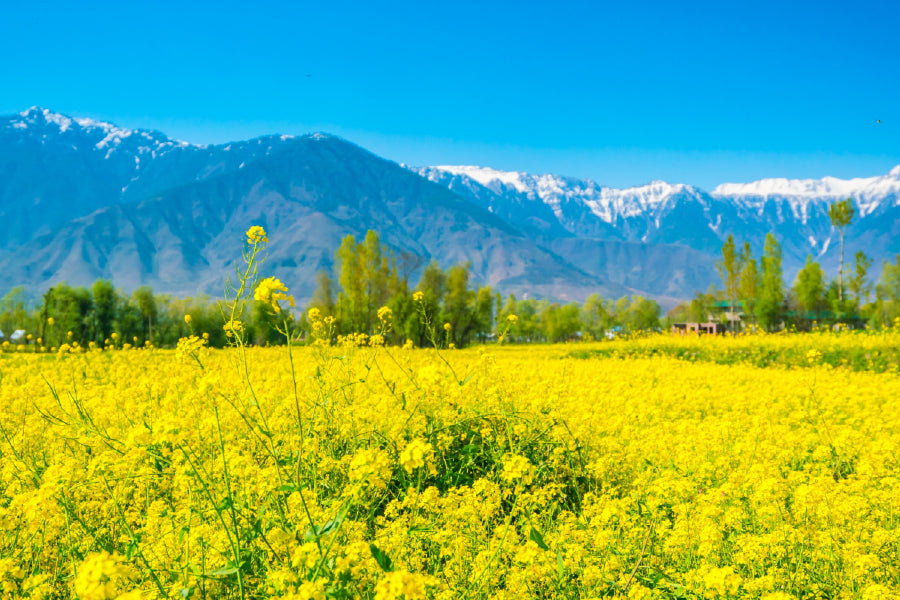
[415,165,900,289]
[2,107,898,308]
[0,110,627,303]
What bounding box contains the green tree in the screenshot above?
[309,270,336,317]
[874,254,900,326]
[473,286,495,343]
[716,234,743,333]
[738,242,760,325]
[414,260,447,346]
[334,231,394,334]
[583,293,614,338]
[687,288,719,323]
[360,230,391,331]
[335,234,364,333]
[623,295,661,331]
[496,294,519,340]
[88,279,117,343]
[131,286,158,344]
[43,284,93,345]
[828,197,855,302]
[443,263,476,346]
[848,251,873,309]
[540,302,582,342]
[794,256,827,319]
[0,287,31,340]
[756,233,785,331]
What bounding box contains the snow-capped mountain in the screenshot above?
[0,107,307,247]
[415,165,715,243]
[2,107,897,305]
[0,109,629,303]
[712,167,900,219]
[415,164,900,286]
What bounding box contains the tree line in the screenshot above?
[306,231,662,346]
[4,202,900,348]
[0,230,664,350]
[672,198,900,330]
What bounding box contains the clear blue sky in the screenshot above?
[2,0,897,189]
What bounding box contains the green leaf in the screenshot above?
[370,544,393,572]
[407,525,434,534]
[529,527,549,551]
[556,549,564,578]
[318,506,347,536]
[305,504,349,541]
[205,564,239,577]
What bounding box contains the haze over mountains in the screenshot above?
[2,107,898,308]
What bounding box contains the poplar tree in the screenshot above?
[335,234,363,332]
[756,233,784,330]
[716,234,743,332]
[309,271,335,316]
[794,256,827,318]
[334,231,395,333]
[738,241,760,325]
[828,197,855,303]
[88,279,117,343]
[848,251,873,309]
[443,263,475,345]
[875,254,900,325]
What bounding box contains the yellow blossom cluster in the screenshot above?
[1,320,898,598]
[246,225,268,245]
[254,276,295,311]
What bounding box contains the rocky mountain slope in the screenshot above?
[2,108,897,306]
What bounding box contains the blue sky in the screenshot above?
[2,0,897,189]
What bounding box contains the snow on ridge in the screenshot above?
[15,107,74,132]
[9,107,194,151]
[712,166,900,217]
[434,165,534,194]
[428,165,699,224]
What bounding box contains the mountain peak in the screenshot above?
[434,165,534,194]
[16,106,79,132]
[5,107,193,152]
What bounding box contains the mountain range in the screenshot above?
[1,107,898,309]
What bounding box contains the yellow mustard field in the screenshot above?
[0,337,899,599]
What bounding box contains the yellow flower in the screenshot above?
[254,277,295,312]
[175,335,208,365]
[47,317,55,326]
[348,447,392,490]
[73,552,134,600]
[184,314,192,324]
[412,291,424,302]
[501,454,535,485]
[377,306,392,321]
[399,439,435,475]
[506,314,519,323]
[374,571,435,600]
[246,225,268,245]
[443,322,452,331]
[308,307,322,321]
[224,319,243,337]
